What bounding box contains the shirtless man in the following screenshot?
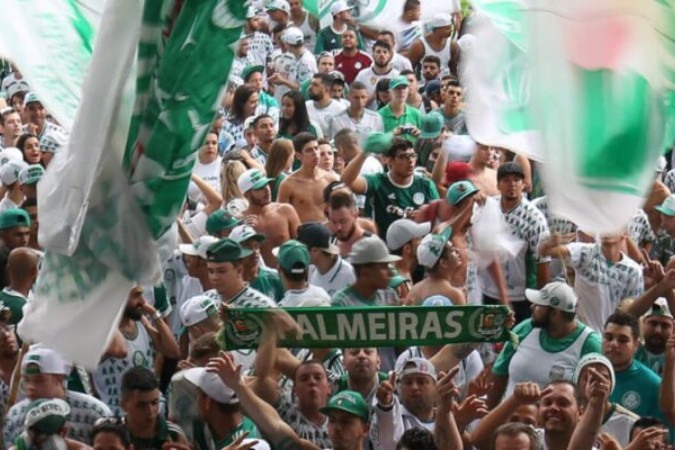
[469,143,499,196]
[406,226,465,305]
[238,168,301,267]
[278,132,339,223]
[327,190,372,257]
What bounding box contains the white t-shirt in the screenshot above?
[188,157,221,202]
[278,284,331,308]
[353,66,400,110]
[306,99,347,137]
[327,108,384,140]
[391,53,413,73]
[308,257,356,297]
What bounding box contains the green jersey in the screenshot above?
[194,417,260,450]
[378,104,422,140]
[611,360,664,420]
[364,172,439,239]
[251,267,284,302]
[635,346,665,376]
[314,25,365,54]
[0,288,26,324]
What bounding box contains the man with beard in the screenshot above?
[246,114,278,167]
[1,108,21,149]
[0,308,18,417]
[306,73,347,137]
[335,348,387,407]
[487,281,601,409]
[0,209,31,289]
[328,191,371,257]
[239,168,300,268]
[433,80,467,134]
[354,40,400,110]
[635,298,673,376]
[93,287,181,415]
[334,29,373,85]
[21,92,67,145]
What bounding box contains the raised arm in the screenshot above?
[567,368,610,450]
[191,173,224,215]
[340,151,369,194]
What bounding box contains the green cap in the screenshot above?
[277,240,310,274]
[206,238,253,263]
[389,76,409,90]
[446,180,479,206]
[25,399,70,435]
[19,164,45,186]
[656,195,675,217]
[388,265,409,289]
[206,210,241,235]
[241,65,265,81]
[0,208,30,230]
[320,390,369,422]
[419,112,444,139]
[363,132,393,155]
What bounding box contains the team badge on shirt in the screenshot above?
[622,391,641,409]
[413,192,425,205]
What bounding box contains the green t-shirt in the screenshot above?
[364,172,439,239]
[635,346,665,377]
[378,104,423,139]
[611,359,664,420]
[194,417,260,450]
[0,288,26,324]
[314,26,365,54]
[251,267,284,302]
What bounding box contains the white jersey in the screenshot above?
[279,284,331,308]
[308,256,356,297]
[566,242,644,331]
[188,157,221,203]
[272,50,298,103]
[327,108,384,140]
[421,36,452,76]
[390,19,423,52]
[93,322,155,415]
[353,66,400,110]
[305,99,347,137]
[603,405,639,448]
[391,53,413,73]
[295,11,318,51]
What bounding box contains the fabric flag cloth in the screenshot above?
[465,0,675,234]
[19,0,245,369]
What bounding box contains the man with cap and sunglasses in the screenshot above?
[238,168,301,268]
[480,161,551,323]
[487,281,601,409]
[4,346,112,446]
[635,298,673,376]
[297,222,355,297]
[0,208,30,288]
[276,240,330,308]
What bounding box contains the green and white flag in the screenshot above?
[19,0,245,369]
[465,0,675,233]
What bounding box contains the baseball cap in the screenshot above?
[424,80,441,97]
[40,129,67,153]
[330,0,352,16]
[281,27,304,46]
[419,112,444,140]
[275,240,310,274]
[396,357,437,381]
[241,65,265,82]
[0,160,28,186]
[320,390,369,422]
[525,281,577,313]
[229,224,265,244]
[266,0,290,14]
[656,194,675,217]
[0,208,30,230]
[497,162,525,181]
[386,219,431,251]
[24,399,70,435]
[646,298,673,318]
[206,238,253,263]
[446,180,479,206]
[430,13,453,29]
[179,295,219,334]
[349,235,402,265]
[417,227,452,269]
[184,367,238,404]
[389,76,409,90]
[19,164,44,186]
[362,132,393,155]
[23,92,40,107]
[245,6,258,19]
[297,222,339,255]
[422,295,453,307]
[179,235,220,260]
[238,168,272,194]
[573,353,616,394]
[0,147,24,166]
[21,346,70,375]
[445,161,472,184]
[206,209,242,235]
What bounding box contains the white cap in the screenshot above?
[19,164,44,186]
[241,439,271,450]
[184,367,238,404]
[0,147,24,166]
[24,398,70,431]
[525,281,577,313]
[430,13,453,29]
[229,224,265,244]
[395,356,437,380]
[0,160,28,186]
[386,219,431,251]
[281,27,305,46]
[330,0,352,16]
[645,297,673,319]
[417,228,452,269]
[21,346,70,376]
[573,353,616,394]
[237,168,272,194]
[180,295,219,330]
[179,235,219,259]
[266,0,290,14]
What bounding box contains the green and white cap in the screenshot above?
[21,346,70,376]
[274,240,310,274]
[23,92,40,107]
[24,398,70,435]
[446,180,479,206]
[646,297,673,318]
[19,164,45,186]
[0,160,28,186]
[320,390,369,422]
[184,367,238,404]
[0,147,23,166]
[416,228,452,269]
[179,295,219,334]
[230,224,265,244]
[237,168,272,194]
[573,353,615,394]
[525,281,577,313]
[179,235,219,260]
[656,194,675,217]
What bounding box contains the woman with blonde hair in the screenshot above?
[220,158,247,203]
[265,139,295,201]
